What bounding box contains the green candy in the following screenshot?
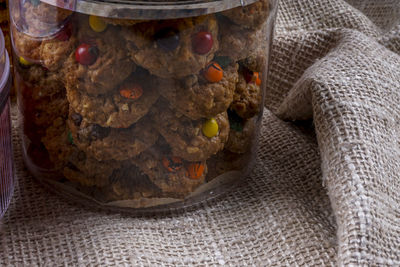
[30,0,40,6]
[228,109,244,132]
[213,56,232,69]
[67,131,74,145]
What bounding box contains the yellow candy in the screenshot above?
[89,16,107,33]
[202,118,219,138]
[19,56,31,66]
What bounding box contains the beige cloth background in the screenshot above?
[1,0,400,265]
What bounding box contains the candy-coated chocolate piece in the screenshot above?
[67,131,74,144]
[202,118,219,138]
[243,68,262,85]
[186,163,205,179]
[228,109,244,132]
[119,83,143,100]
[192,31,213,55]
[19,56,32,66]
[71,113,83,126]
[55,23,72,41]
[162,156,184,172]
[204,62,223,83]
[254,72,262,86]
[89,16,107,33]
[243,68,253,84]
[155,27,180,52]
[214,56,232,69]
[75,43,99,65]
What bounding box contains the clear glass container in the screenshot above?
[0,27,13,217]
[10,0,278,212]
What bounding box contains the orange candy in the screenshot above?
[254,72,262,86]
[162,156,183,172]
[204,62,223,83]
[119,83,143,100]
[186,163,205,179]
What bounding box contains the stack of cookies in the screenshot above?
[12,0,270,203]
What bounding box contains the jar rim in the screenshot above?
[41,0,259,20]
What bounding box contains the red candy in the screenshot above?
[192,31,213,55]
[55,23,72,41]
[75,43,99,66]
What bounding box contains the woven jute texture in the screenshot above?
[1,0,400,265]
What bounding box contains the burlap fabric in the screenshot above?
[1,0,400,265]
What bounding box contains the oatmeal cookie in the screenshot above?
[158,62,238,120]
[103,163,161,201]
[41,117,75,169]
[66,70,159,128]
[150,101,230,161]
[226,111,258,154]
[221,0,270,30]
[64,21,135,95]
[122,15,219,78]
[11,26,42,62]
[217,16,265,62]
[131,143,207,198]
[102,17,141,26]
[230,68,262,119]
[39,23,78,71]
[206,149,250,181]
[63,149,122,187]
[17,64,65,100]
[67,110,158,161]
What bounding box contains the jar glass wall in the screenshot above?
[0,28,13,217]
[10,0,278,212]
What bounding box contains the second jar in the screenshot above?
[10,0,277,211]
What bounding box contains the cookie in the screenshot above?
[39,22,77,71]
[158,62,239,120]
[64,19,135,95]
[63,149,122,187]
[226,112,258,154]
[131,143,207,197]
[67,110,158,161]
[122,15,219,78]
[151,101,230,161]
[230,67,263,119]
[11,26,42,62]
[102,17,141,26]
[206,149,250,182]
[221,0,270,30]
[41,117,75,170]
[217,16,265,63]
[66,69,159,128]
[17,64,65,100]
[104,162,161,201]
[23,1,72,29]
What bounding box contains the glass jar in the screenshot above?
[0,27,13,217]
[10,0,278,212]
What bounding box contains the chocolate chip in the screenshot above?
[90,124,110,141]
[155,27,180,52]
[70,113,83,126]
